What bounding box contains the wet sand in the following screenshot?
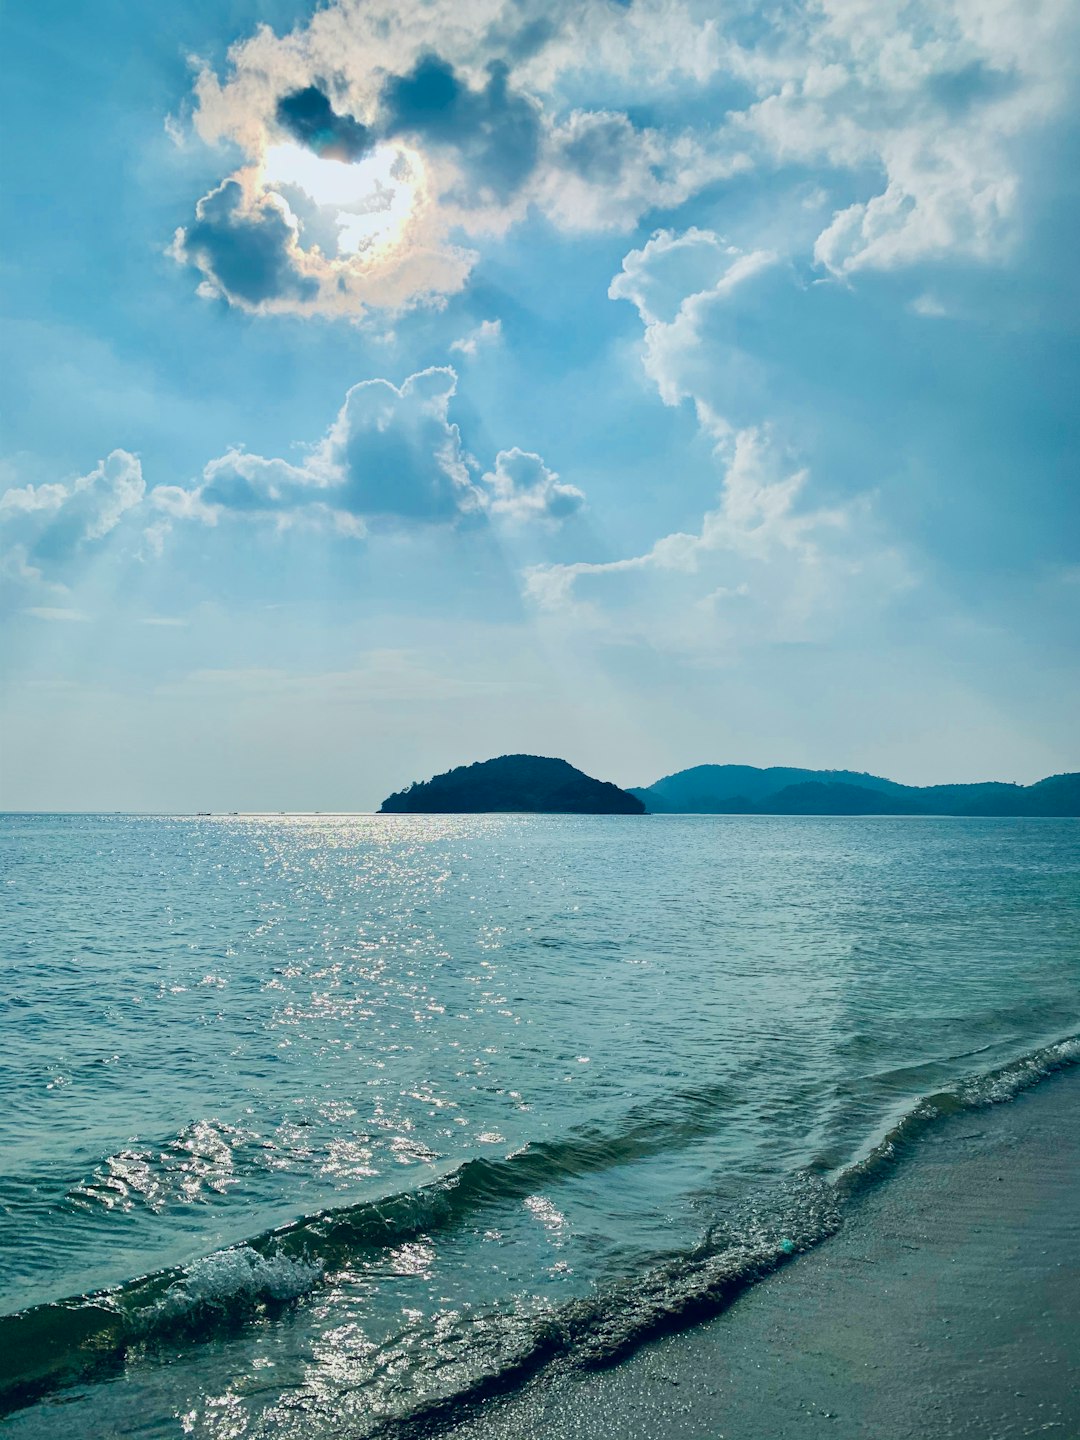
[441,1067,1080,1440]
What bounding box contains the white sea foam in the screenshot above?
[163,1246,324,1314]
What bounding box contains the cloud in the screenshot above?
[535,110,746,231]
[523,228,913,647]
[733,0,1079,275]
[275,85,372,161]
[610,227,778,328]
[154,650,536,705]
[525,427,910,648]
[525,427,835,609]
[171,0,740,315]
[171,163,475,317]
[156,368,478,533]
[152,367,582,540]
[909,292,950,318]
[168,0,1078,315]
[609,227,779,409]
[0,450,145,574]
[21,607,92,623]
[326,367,481,521]
[172,178,319,309]
[450,317,502,356]
[381,55,542,204]
[1,368,580,599]
[482,448,584,523]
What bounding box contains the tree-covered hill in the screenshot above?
[380,755,645,814]
[630,766,1080,816]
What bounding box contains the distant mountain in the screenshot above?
[380,755,646,815]
[630,766,1080,817]
[755,782,927,816]
[628,765,909,813]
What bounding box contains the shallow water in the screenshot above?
[1,813,1077,1436]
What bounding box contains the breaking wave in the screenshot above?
[2,1031,1077,1428]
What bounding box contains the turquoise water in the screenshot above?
[1,813,1078,1436]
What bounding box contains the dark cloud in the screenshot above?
[192,372,482,529]
[499,17,557,64]
[381,55,541,201]
[177,180,317,308]
[559,114,633,184]
[276,85,372,161]
[927,61,1018,114]
[334,371,476,521]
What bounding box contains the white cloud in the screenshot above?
[21,607,92,623]
[0,543,63,595]
[0,450,145,577]
[524,228,914,648]
[534,111,747,232]
[610,227,778,326]
[734,0,1079,274]
[1,369,580,601]
[168,0,1079,315]
[483,448,584,523]
[525,427,911,649]
[170,163,476,318]
[172,368,479,531]
[450,318,502,357]
[170,0,741,314]
[910,292,951,318]
[151,368,582,541]
[610,228,779,408]
[525,426,839,602]
[154,650,535,704]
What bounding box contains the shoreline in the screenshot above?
[439,1066,1080,1440]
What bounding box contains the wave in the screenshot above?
[834,1030,1080,1199]
[2,1032,1077,1426]
[0,1080,737,1409]
[58,1078,736,1221]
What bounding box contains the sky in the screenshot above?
[1,0,1078,811]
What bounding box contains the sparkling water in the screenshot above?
[1,813,1077,1436]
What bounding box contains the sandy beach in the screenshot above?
[440,1067,1080,1440]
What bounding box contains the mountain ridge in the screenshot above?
[629,766,1080,816]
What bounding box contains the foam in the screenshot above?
[4,1030,1078,1425]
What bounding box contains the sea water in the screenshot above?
[1,813,1077,1436]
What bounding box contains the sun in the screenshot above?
[260,141,421,255]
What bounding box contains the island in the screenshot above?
[379,754,646,814]
[629,765,1080,816]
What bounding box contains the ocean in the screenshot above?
[1,813,1078,1437]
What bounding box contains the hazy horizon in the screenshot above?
[1,750,1074,816]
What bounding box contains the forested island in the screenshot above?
[379,757,1079,816]
[379,755,645,814]
[629,766,1080,816]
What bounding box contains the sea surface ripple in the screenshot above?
[0,813,1077,1436]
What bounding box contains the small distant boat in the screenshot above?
[195,811,211,816]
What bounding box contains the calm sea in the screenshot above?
[1,814,1077,1436]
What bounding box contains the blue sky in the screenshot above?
[1,0,1078,810]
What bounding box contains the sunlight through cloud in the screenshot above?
[261,142,421,256]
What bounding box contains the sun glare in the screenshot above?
[261,142,420,254]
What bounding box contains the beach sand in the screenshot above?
[440,1067,1080,1440]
